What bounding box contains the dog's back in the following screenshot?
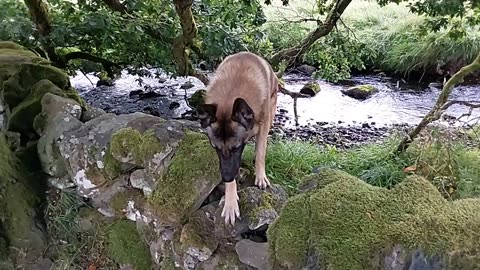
[205,52,278,121]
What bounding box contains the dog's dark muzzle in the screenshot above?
[217,149,243,182]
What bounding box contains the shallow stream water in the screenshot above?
[71,68,480,130]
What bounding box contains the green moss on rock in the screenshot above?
[110,189,145,216]
[64,87,87,108]
[188,89,206,109]
[109,127,143,165]
[106,220,152,270]
[149,130,220,225]
[299,81,321,97]
[267,194,310,269]
[0,134,39,252]
[140,130,166,163]
[268,168,480,269]
[7,79,64,133]
[0,41,26,50]
[3,63,69,108]
[341,84,378,100]
[102,144,123,180]
[0,46,49,82]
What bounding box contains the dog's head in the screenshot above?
[196,98,255,182]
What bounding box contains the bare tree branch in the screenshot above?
[270,0,353,68]
[395,51,480,153]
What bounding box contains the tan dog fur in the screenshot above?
[198,51,278,225]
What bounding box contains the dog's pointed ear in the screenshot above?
[231,97,255,130]
[196,103,217,128]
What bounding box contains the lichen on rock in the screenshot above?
[148,130,220,226]
[178,207,219,265]
[106,220,152,270]
[268,168,480,270]
[33,92,82,136]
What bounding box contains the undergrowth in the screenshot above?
[46,189,117,270]
[244,127,480,199]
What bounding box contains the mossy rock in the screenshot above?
[148,130,220,225]
[110,188,145,217]
[341,84,378,100]
[7,80,64,134]
[64,87,87,108]
[299,81,321,97]
[106,220,152,270]
[2,63,69,108]
[237,185,288,231]
[0,133,46,260]
[0,49,48,82]
[106,127,166,173]
[178,207,219,262]
[0,41,26,50]
[188,89,206,109]
[267,168,480,270]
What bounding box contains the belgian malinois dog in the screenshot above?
[196,51,278,225]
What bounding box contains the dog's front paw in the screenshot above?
[221,192,240,226]
[255,174,271,189]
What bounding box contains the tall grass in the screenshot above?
[243,135,412,195]
[262,0,480,78]
[243,130,480,199]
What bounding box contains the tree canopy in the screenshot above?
[0,0,478,81]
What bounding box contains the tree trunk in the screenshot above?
[23,0,60,63]
[270,0,352,68]
[395,51,480,153]
[172,0,209,84]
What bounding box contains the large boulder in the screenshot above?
[268,169,480,270]
[341,84,378,100]
[33,92,82,136]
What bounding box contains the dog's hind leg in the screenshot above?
[254,122,271,189]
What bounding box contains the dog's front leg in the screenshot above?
[221,180,240,225]
[254,123,271,189]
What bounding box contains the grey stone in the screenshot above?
[38,113,84,177]
[235,239,270,270]
[130,169,152,196]
[33,93,82,136]
[297,64,317,75]
[80,105,106,122]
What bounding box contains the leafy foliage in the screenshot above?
[0,0,479,80]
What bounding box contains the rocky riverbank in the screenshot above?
[71,66,480,149]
